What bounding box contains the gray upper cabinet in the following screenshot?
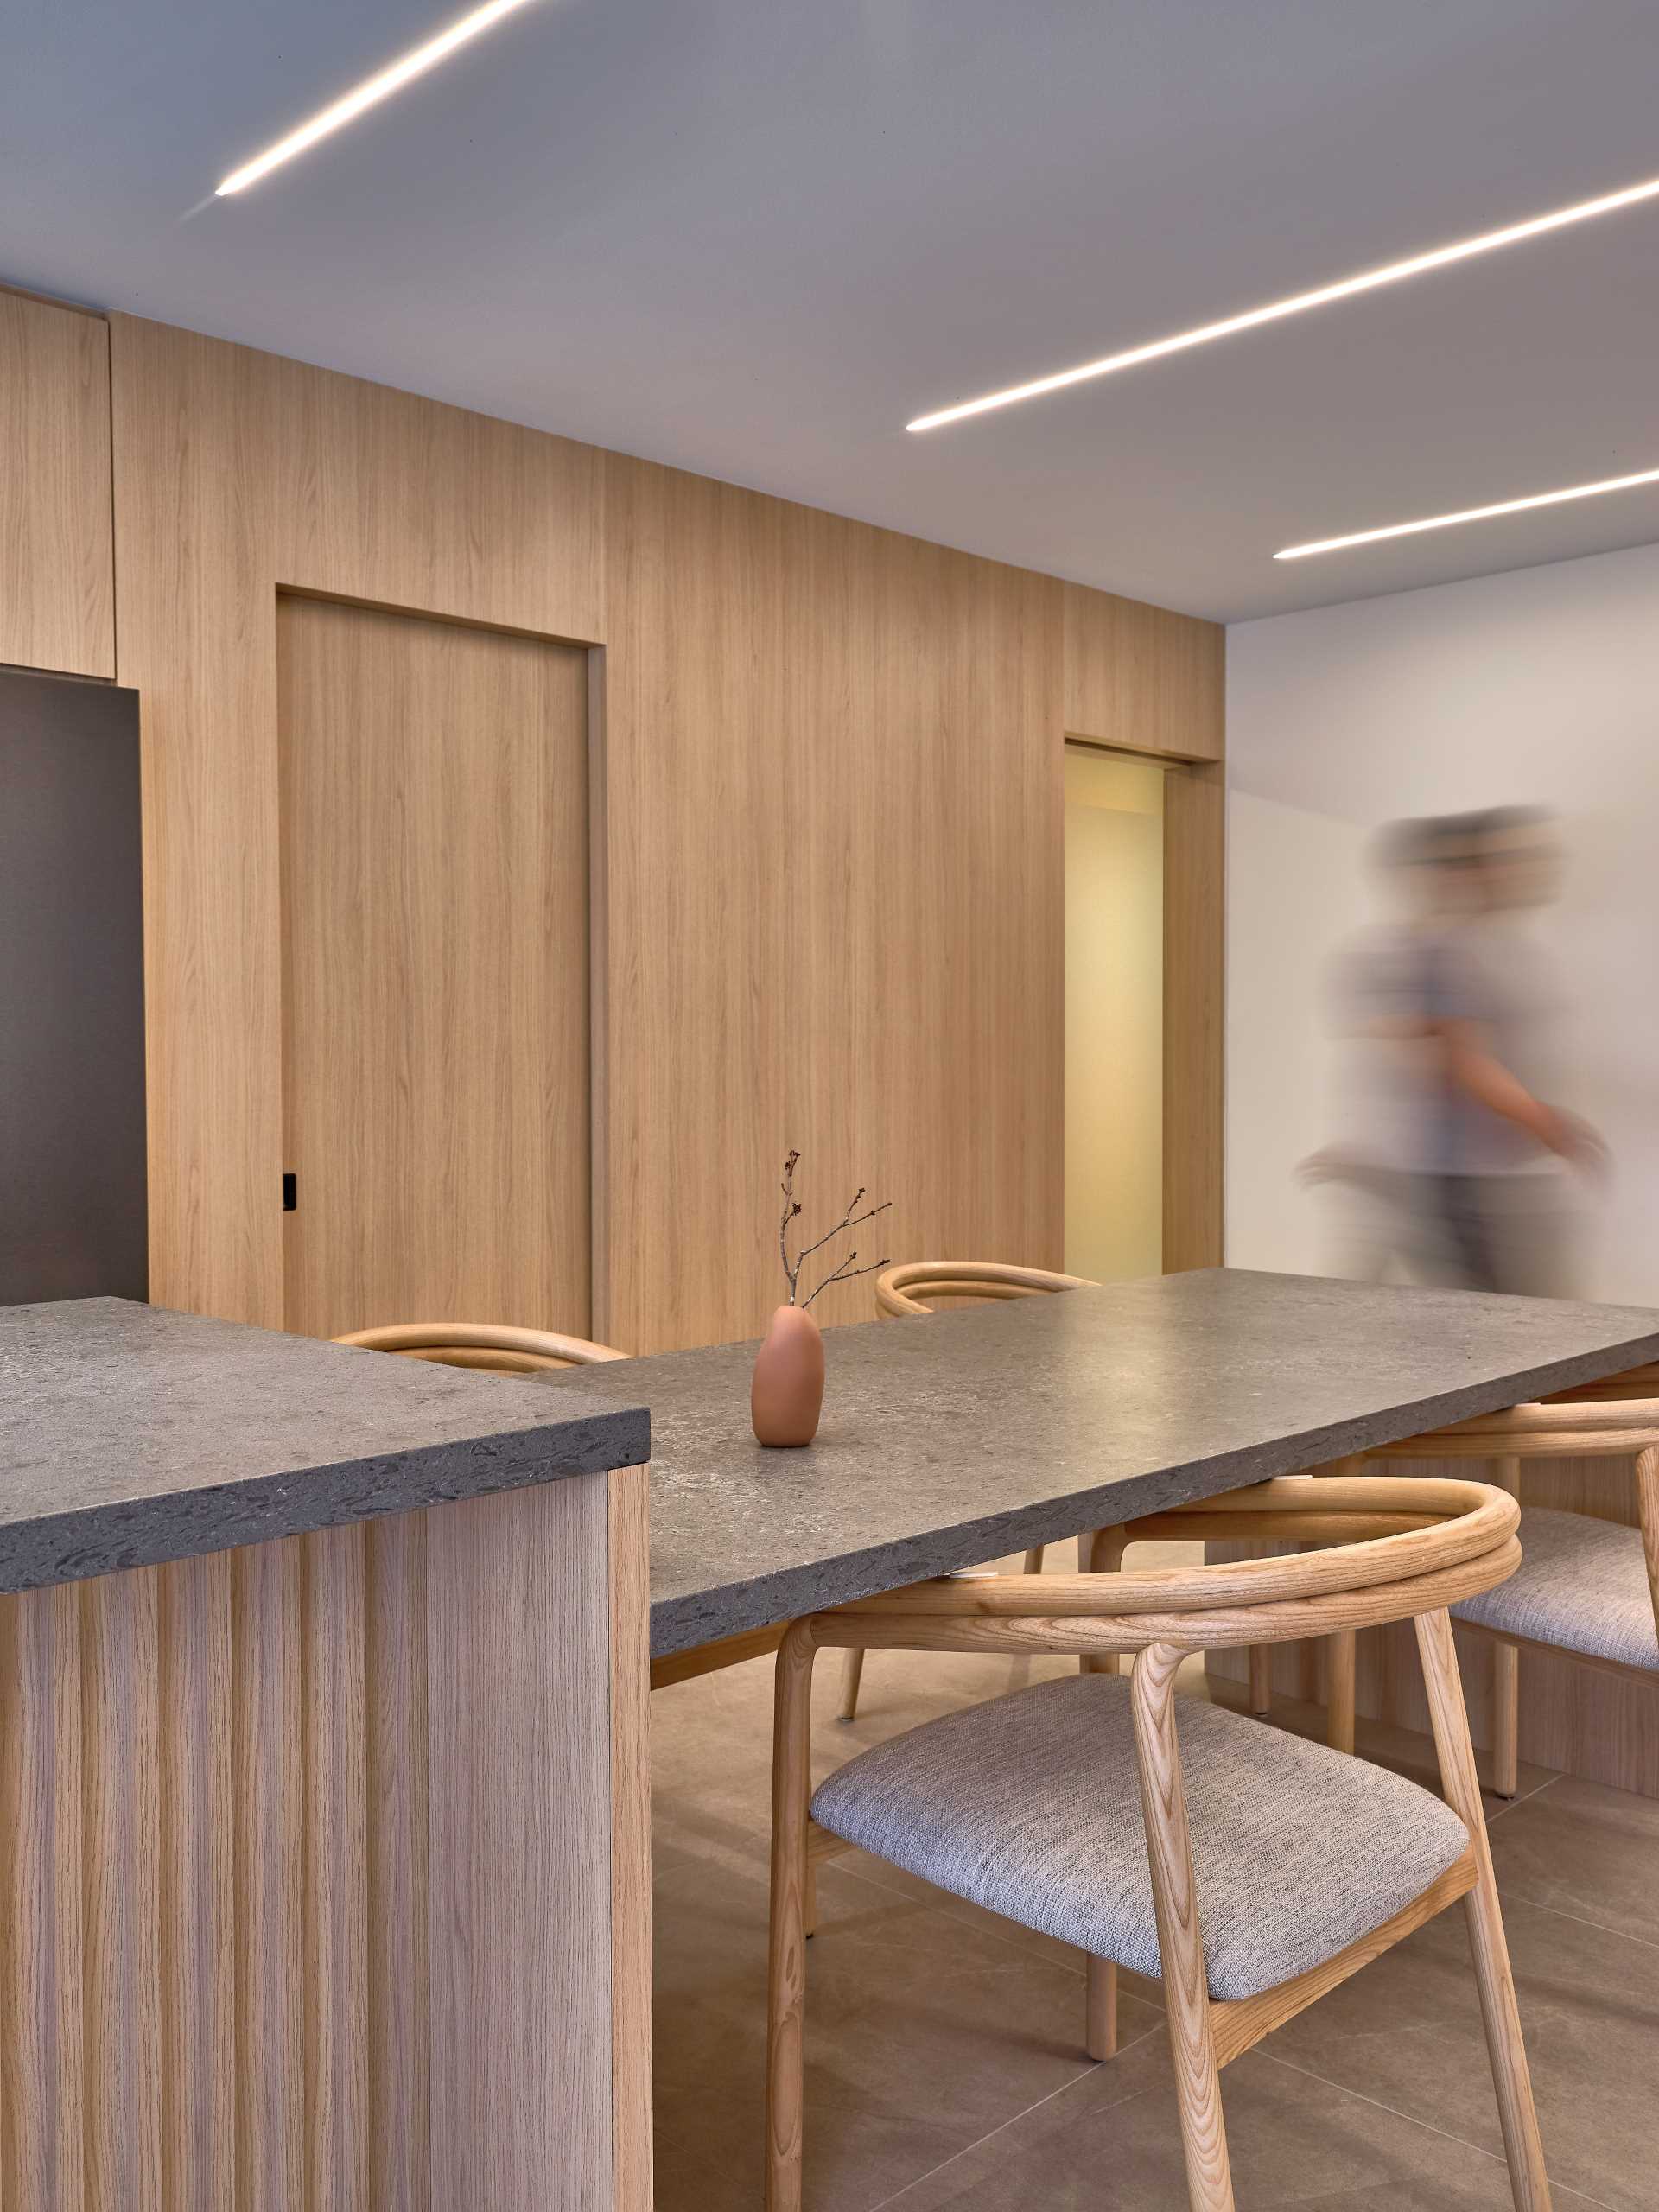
[1,667,147,1304]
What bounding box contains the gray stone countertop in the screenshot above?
[0,1298,649,1592]
[529,1268,1659,1656]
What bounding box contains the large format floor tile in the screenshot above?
[1262,1889,1659,2211]
[875,2040,1603,2211]
[652,1850,1161,2212]
[1484,1772,1659,1947]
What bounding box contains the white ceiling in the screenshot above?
[5,0,1659,622]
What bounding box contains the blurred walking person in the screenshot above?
[1424,807,1603,1295]
[1306,808,1602,1293]
[1305,817,1473,1284]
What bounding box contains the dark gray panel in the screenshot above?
[0,668,147,1304]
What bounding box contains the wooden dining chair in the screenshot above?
[834,1260,1100,1722]
[1338,1395,1659,1795]
[334,1319,629,1371]
[769,1474,1548,2212]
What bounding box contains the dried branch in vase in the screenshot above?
[776,1151,892,1309]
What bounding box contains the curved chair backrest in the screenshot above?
[1364,1398,1659,1461]
[334,1320,629,1376]
[1543,1359,1659,1405]
[874,1260,1097,1320]
[808,1475,1519,1660]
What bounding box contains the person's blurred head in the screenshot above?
[1465,806,1561,912]
[1370,816,1480,917]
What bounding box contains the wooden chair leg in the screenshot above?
[1081,1528,1128,1676]
[836,1643,866,1723]
[1326,1630,1357,1754]
[1483,1454,1523,1799]
[768,1625,817,2212]
[803,1858,817,1940]
[1022,1543,1046,1574]
[1415,1608,1551,2212]
[1085,1955,1118,2060]
[1491,1642,1520,1799]
[1247,1644,1273,1716]
[1132,1642,1235,2211]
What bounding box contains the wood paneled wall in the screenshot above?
[109,317,601,1329]
[1063,581,1224,763]
[0,289,113,679]
[601,455,1065,1347]
[0,1469,645,2209]
[90,310,1223,1349]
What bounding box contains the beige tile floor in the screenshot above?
[652,1571,1659,2211]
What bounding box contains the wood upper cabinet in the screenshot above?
[1063,581,1222,762]
[0,290,115,678]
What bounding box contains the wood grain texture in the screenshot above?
[609,1468,653,2210]
[365,1516,429,2212]
[108,315,603,1327]
[602,454,1065,1351]
[0,1476,627,2208]
[302,1528,369,2212]
[232,1540,304,2212]
[277,595,591,1339]
[766,1624,818,2212]
[108,314,1224,1341]
[651,1620,788,1690]
[427,1478,614,2211]
[0,290,114,678]
[81,1571,164,2212]
[1414,1608,1551,2209]
[0,1585,85,2212]
[1062,582,1223,762]
[1131,1641,1233,2210]
[1163,760,1224,1270]
[157,1554,235,2212]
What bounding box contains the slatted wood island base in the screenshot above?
[0,1299,652,2212]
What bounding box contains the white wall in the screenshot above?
[1226,538,1659,1302]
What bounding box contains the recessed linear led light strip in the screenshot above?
[216,0,543,196]
[1274,463,1659,560]
[906,172,1659,433]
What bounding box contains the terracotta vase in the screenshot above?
[751,1303,825,1446]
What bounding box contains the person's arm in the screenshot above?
[1436,1020,1605,1166]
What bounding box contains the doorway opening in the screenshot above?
[1064,743,1165,1281]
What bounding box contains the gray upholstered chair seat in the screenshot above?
[810,1673,1468,2002]
[1452,1507,1659,1673]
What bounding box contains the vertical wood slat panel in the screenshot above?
[365,1514,429,2212]
[608,1467,652,2209]
[157,1554,236,2211]
[302,1527,370,2212]
[428,1478,613,2211]
[232,1540,304,2212]
[81,1572,164,2212]
[0,1488,622,2206]
[0,1585,85,2211]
